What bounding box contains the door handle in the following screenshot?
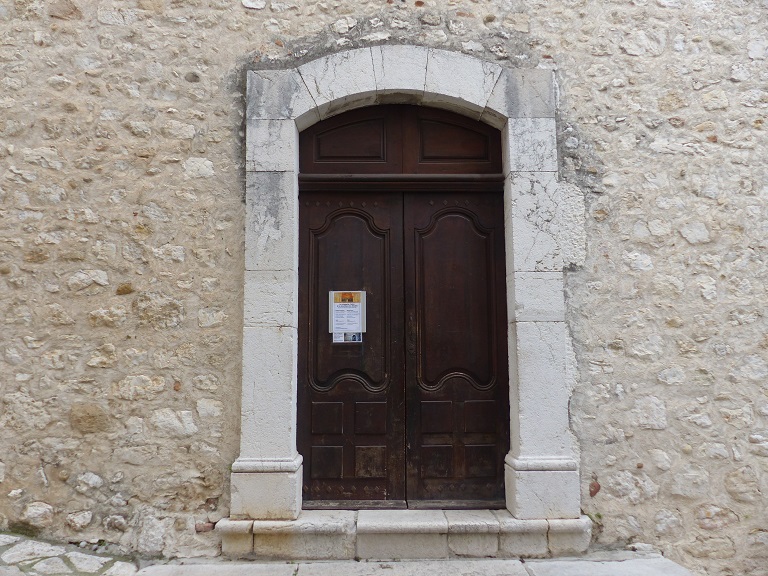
[407,312,416,356]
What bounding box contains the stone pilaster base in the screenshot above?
[505,458,581,519]
[230,466,302,521]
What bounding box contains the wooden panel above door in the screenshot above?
[300,105,502,176]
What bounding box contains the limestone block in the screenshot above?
[525,555,693,576]
[67,510,93,532]
[245,171,298,272]
[215,519,254,556]
[510,271,565,322]
[20,501,54,527]
[102,563,138,576]
[296,560,529,576]
[114,375,166,401]
[69,402,111,433]
[483,69,556,128]
[251,510,355,559]
[357,510,448,560]
[240,326,298,459]
[504,172,562,272]
[244,270,297,328]
[245,119,297,172]
[372,45,428,101]
[134,293,185,329]
[229,470,302,521]
[246,69,319,130]
[0,541,66,564]
[546,517,593,556]
[66,552,109,572]
[505,118,558,172]
[512,322,573,457]
[31,557,70,575]
[298,48,378,119]
[182,157,214,178]
[150,408,198,438]
[494,512,549,558]
[423,49,502,118]
[139,565,296,576]
[445,510,499,557]
[506,468,581,520]
[0,535,20,546]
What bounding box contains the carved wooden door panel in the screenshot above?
[298,191,406,505]
[298,105,508,507]
[404,191,508,505]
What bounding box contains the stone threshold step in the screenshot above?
[217,510,593,560]
[138,555,694,576]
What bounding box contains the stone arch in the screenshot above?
[227,46,590,553]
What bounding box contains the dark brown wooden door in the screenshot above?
[298,191,406,505]
[298,106,509,508]
[404,191,508,506]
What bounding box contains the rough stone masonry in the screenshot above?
[0,1,766,575]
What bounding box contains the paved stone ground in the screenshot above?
[139,555,695,576]
[1,533,695,576]
[0,534,137,576]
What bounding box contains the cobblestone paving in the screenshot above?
[0,534,137,576]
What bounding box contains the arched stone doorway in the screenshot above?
[221,46,590,558]
[298,105,509,507]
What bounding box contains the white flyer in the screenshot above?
[329,291,366,341]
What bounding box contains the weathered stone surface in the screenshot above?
[669,464,709,498]
[694,505,739,530]
[724,466,760,502]
[183,158,215,179]
[0,540,65,564]
[49,0,82,20]
[32,557,72,575]
[65,510,93,531]
[76,472,104,493]
[654,509,682,535]
[631,396,668,430]
[114,375,166,401]
[603,471,659,504]
[70,403,111,433]
[748,530,768,558]
[1,392,54,430]
[684,536,736,559]
[103,562,139,576]
[134,293,185,329]
[65,551,110,572]
[67,270,109,291]
[136,516,169,556]
[46,303,75,325]
[19,501,55,528]
[150,409,198,438]
[104,515,129,532]
[86,344,118,368]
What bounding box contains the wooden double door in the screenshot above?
[297,106,509,508]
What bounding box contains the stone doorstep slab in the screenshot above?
[357,509,483,560]
[136,555,694,576]
[250,510,357,560]
[524,555,695,576]
[217,510,590,561]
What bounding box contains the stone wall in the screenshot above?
[0,0,765,574]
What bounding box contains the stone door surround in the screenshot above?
[225,45,590,557]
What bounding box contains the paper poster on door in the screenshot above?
[329,291,366,343]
